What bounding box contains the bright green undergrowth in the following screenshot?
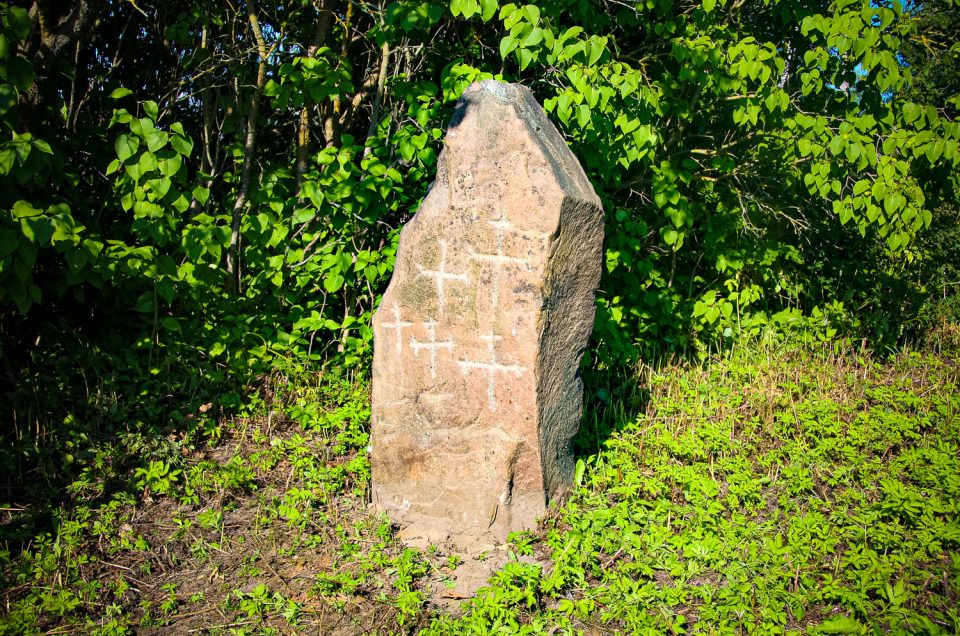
[1,341,958,635]
[432,346,960,634]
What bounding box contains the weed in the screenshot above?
[3,342,958,634]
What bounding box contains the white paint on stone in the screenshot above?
[380,302,413,353]
[417,239,468,314]
[468,214,529,311]
[456,333,526,412]
[409,320,455,379]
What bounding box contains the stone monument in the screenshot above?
[370,80,603,544]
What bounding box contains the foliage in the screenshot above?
[1,0,960,629]
[428,343,960,634]
[2,338,958,633]
[480,0,960,361]
[900,0,960,118]
[2,0,959,631]
[0,0,957,364]
[0,369,386,634]
[0,0,957,440]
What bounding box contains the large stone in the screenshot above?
[370,80,603,543]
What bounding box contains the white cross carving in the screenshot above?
[380,302,413,353]
[417,240,468,314]
[469,210,550,311]
[457,333,526,412]
[409,320,455,379]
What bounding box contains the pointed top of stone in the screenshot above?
[441,80,600,208]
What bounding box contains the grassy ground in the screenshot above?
[1,338,958,635]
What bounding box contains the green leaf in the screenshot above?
[143,100,159,122]
[873,181,888,201]
[172,193,189,214]
[828,135,843,156]
[301,181,324,208]
[500,35,518,59]
[0,227,17,259]
[925,140,944,164]
[133,291,154,314]
[576,103,590,128]
[192,185,210,205]
[295,208,316,224]
[323,272,344,293]
[138,151,158,174]
[110,87,134,100]
[6,56,34,91]
[661,226,679,246]
[158,153,182,177]
[884,193,905,217]
[844,142,860,163]
[32,139,52,154]
[518,47,533,70]
[524,27,543,47]
[170,131,193,157]
[6,7,32,39]
[145,129,168,152]
[0,148,14,175]
[133,200,162,218]
[148,176,172,199]
[0,83,17,116]
[524,4,540,24]
[503,3,523,28]
[21,217,54,246]
[115,134,139,162]
[587,38,604,66]
[12,200,39,218]
[479,0,498,21]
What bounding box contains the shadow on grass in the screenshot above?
[0,316,252,557]
[572,349,686,462]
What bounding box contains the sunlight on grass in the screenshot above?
[2,343,958,634]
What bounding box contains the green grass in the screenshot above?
[434,346,960,634]
[1,341,958,634]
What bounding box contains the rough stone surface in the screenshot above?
[370,80,603,545]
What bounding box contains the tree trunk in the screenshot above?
[363,41,391,157]
[295,2,334,193]
[225,0,270,294]
[22,0,107,131]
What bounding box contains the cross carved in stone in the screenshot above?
[456,333,526,412]
[417,239,469,314]
[409,320,455,379]
[469,210,550,311]
[380,302,413,353]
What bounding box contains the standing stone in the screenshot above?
[370,80,603,543]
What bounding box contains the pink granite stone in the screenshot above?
[370,80,603,544]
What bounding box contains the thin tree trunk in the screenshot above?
[200,21,215,175]
[186,19,218,219]
[23,0,107,131]
[226,0,270,293]
[323,0,352,148]
[363,41,390,157]
[296,3,333,193]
